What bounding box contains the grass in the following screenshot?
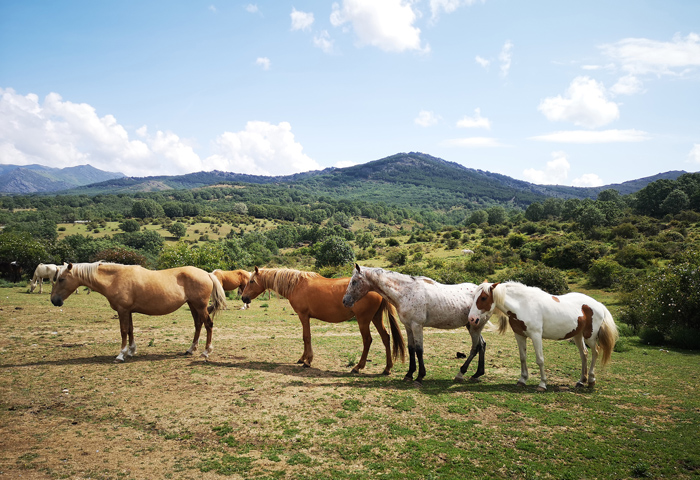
[0,285,698,479]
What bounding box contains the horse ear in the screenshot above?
[254,266,259,273]
[355,263,361,273]
[489,282,499,292]
[67,263,73,271]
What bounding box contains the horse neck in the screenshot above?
[72,263,114,294]
[366,270,407,305]
[259,270,292,299]
[494,283,527,313]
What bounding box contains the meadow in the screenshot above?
[1,284,698,480]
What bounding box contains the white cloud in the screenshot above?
[456,108,490,129]
[208,5,217,14]
[245,4,259,14]
[330,0,429,53]
[499,41,513,77]
[600,32,700,76]
[414,110,439,127]
[206,121,320,176]
[442,137,502,147]
[256,57,271,70]
[475,55,490,69]
[572,173,604,187]
[523,151,570,185]
[530,129,650,143]
[291,8,314,31]
[429,0,483,22]
[0,87,199,177]
[538,76,619,128]
[689,144,700,164]
[314,30,335,54]
[610,74,643,96]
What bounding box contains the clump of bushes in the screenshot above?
[504,263,569,295]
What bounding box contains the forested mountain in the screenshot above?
[1,153,688,209]
[0,164,124,194]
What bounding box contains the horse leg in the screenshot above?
[573,335,589,388]
[127,314,137,357]
[514,334,529,387]
[201,309,214,360]
[371,315,393,375]
[404,328,416,382]
[38,278,43,294]
[454,328,486,383]
[530,335,547,391]
[351,317,373,374]
[297,314,313,367]
[587,338,599,388]
[186,307,204,356]
[115,312,132,363]
[413,326,426,387]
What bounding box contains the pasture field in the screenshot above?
[0,286,698,479]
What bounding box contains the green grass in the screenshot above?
[0,285,698,479]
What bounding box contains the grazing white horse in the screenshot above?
[30,263,59,293]
[468,281,619,391]
[343,264,493,386]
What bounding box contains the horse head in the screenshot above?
[241,266,265,305]
[468,282,499,324]
[50,263,80,307]
[342,264,372,308]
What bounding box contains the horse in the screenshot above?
[0,261,23,283]
[342,264,494,386]
[50,262,227,362]
[212,269,251,310]
[467,281,619,391]
[241,266,405,375]
[30,263,59,293]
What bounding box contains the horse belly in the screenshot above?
[541,306,585,340]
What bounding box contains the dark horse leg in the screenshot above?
[297,314,313,367]
[115,311,135,363]
[454,334,486,383]
[370,314,393,375]
[351,316,373,374]
[186,301,213,359]
[403,328,416,382]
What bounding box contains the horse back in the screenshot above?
[537,292,608,341]
[293,276,381,322]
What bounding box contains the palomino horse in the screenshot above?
[241,267,405,375]
[468,281,619,391]
[212,269,251,310]
[30,263,59,293]
[51,262,227,362]
[342,264,493,386]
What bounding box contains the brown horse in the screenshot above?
[212,269,251,310]
[241,267,405,374]
[50,262,227,362]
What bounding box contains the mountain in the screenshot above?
[0,164,125,194]
[2,154,690,209]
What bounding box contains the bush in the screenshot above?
[588,257,624,288]
[92,247,147,266]
[505,263,569,295]
[639,328,665,346]
[315,236,355,268]
[615,244,655,269]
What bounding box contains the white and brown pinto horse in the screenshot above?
[468,281,619,391]
[241,267,405,375]
[51,262,227,362]
[343,264,493,386]
[30,263,59,293]
[212,269,251,310]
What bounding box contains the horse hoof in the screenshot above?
[113,358,124,364]
[403,375,413,382]
[297,360,305,365]
[588,381,596,388]
[350,368,360,375]
[302,363,311,369]
[413,380,423,388]
[184,350,193,356]
[468,376,481,383]
[453,376,465,384]
[516,381,527,388]
[536,386,547,392]
[575,382,585,389]
[381,369,391,376]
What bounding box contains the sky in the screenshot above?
[1,1,699,187]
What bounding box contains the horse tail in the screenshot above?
[597,307,619,367]
[208,273,228,319]
[381,299,405,363]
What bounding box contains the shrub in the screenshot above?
[615,244,655,269]
[588,257,624,288]
[92,247,147,266]
[505,263,569,295]
[315,236,355,268]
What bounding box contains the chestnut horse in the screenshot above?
[212,269,251,310]
[51,262,227,362]
[241,267,405,374]
[343,264,494,386]
[468,281,619,391]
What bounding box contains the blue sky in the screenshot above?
[1,1,699,186]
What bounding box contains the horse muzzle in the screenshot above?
[51,296,63,307]
[342,294,355,308]
[241,296,251,305]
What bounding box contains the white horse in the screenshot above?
[468,281,619,391]
[30,263,59,293]
[343,264,493,386]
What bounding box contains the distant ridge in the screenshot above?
[1,154,690,208]
[0,164,125,194]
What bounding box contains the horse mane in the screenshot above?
[66,261,115,285]
[256,268,321,297]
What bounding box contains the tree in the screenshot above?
[486,206,506,225]
[660,189,690,215]
[525,202,544,222]
[315,236,355,268]
[168,222,187,239]
[119,219,141,232]
[467,210,488,225]
[131,199,165,219]
[355,232,374,250]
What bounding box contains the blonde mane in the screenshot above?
[255,268,321,298]
[63,261,114,285]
